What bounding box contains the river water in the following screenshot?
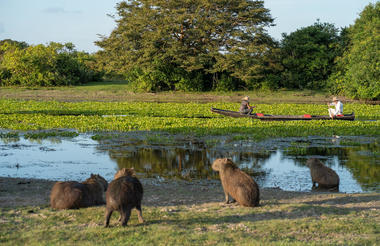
[0,133,378,193]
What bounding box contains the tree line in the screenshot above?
[0,1,378,100]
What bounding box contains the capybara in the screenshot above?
[307,158,340,191]
[105,168,144,227]
[50,174,108,209]
[212,158,260,207]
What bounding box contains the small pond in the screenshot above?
[0,133,379,193]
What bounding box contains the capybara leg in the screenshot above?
[224,192,230,203]
[104,208,113,227]
[328,186,339,192]
[136,204,144,223]
[121,208,131,227]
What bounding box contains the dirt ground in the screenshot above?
[0,88,363,104]
[1,177,379,210]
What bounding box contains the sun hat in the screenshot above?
[332,96,339,101]
[242,96,249,101]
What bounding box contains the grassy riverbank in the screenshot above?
[0,81,338,104]
[0,177,379,246]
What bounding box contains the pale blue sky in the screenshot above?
[0,0,377,53]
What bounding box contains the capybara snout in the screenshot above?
[307,158,340,191]
[105,168,144,227]
[50,174,108,209]
[212,158,260,207]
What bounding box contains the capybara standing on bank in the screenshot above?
[212,158,260,207]
[105,168,144,227]
[307,158,340,191]
[50,174,108,209]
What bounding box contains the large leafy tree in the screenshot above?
[96,0,275,91]
[0,41,102,86]
[329,2,379,100]
[279,21,342,90]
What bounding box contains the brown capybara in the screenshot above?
[50,174,108,209]
[212,158,260,207]
[307,158,340,191]
[105,168,144,227]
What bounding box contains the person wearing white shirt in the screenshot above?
[327,96,343,118]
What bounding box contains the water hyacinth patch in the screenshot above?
[0,100,378,140]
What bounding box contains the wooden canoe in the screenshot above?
[211,108,355,121]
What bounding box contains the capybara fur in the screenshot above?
[50,174,108,209]
[307,158,340,191]
[105,168,144,227]
[113,167,136,180]
[212,158,260,207]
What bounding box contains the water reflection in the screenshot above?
[0,134,378,193]
[106,147,269,180]
[96,136,379,192]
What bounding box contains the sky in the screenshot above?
[0,0,377,53]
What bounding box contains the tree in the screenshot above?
[279,21,342,90]
[95,0,275,91]
[0,41,102,86]
[329,2,380,100]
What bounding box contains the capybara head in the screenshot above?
[212,158,236,172]
[86,174,108,191]
[114,168,136,180]
[306,158,324,168]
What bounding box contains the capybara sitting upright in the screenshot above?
[307,158,340,191]
[105,168,144,227]
[212,158,260,207]
[50,174,108,209]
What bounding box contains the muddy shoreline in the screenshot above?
[1,176,379,209]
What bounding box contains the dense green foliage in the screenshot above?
[329,2,380,100]
[0,100,378,139]
[0,41,102,86]
[95,0,276,91]
[279,22,342,90]
[0,3,378,100]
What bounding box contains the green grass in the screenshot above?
[0,82,353,104]
[1,200,378,246]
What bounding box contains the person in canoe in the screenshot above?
[239,96,256,115]
[327,96,343,118]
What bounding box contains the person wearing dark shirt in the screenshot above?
[239,96,255,115]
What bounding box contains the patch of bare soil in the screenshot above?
[0,88,364,104]
[1,177,379,211]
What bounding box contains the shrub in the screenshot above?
[0,41,102,86]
